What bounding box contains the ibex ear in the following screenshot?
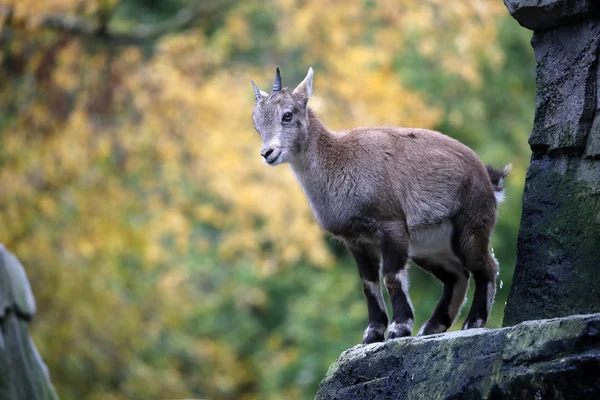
[251,80,269,102]
[292,67,313,102]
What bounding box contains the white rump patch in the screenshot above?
[494,189,506,203]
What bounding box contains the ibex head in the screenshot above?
[251,67,314,166]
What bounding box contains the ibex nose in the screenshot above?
[261,148,274,158]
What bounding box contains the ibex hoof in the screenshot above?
[417,321,448,336]
[387,321,412,340]
[462,318,485,330]
[362,324,386,344]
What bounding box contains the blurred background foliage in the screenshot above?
[0,0,534,399]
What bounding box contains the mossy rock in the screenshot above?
[0,245,60,400]
[315,313,600,399]
[504,157,600,326]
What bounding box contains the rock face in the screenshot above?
[504,0,600,31]
[315,313,600,400]
[503,0,600,326]
[0,245,59,400]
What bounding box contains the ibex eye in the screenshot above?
[282,112,293,122]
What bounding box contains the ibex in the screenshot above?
[251,67,510,344]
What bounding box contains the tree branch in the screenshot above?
[0,2,225,45]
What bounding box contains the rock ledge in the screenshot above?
[316,313,600,400]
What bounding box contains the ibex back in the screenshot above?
[251,67,510,344]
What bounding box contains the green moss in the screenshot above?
[505,156,600,325]
[540,160,600,306]
[317,314,600,400]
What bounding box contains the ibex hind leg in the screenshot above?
[413,257,469,335]
[463,252,497,329]
[452,219,498,330]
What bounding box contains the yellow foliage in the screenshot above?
[0,0,517,399]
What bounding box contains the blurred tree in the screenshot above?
[0,0,534,399]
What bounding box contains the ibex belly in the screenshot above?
[408,220,462,267]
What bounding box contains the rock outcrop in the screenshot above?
[0,245,59,400]
[503,0,600,326]
[504,0,600,31]
[316,313,600,400]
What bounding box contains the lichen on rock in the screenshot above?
[315,313,600,400]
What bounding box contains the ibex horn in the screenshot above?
[273,66,282,92]
[251,80,261,101]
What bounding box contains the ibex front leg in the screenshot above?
[381,225,414,339]
[349,243,388,344]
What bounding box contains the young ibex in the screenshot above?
[251,67,510,344]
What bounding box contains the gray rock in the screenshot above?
[0,315,59,400]
[315,313,600,400]
[527,21,600,154]
[504,0,600,31]
[0,245,59,400]
[503,156,600,326]
[0,244,37,318]
[503,7,600,326]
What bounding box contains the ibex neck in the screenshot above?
[288,108,343,232]
[307,107,332,141]
[291,108,334,171]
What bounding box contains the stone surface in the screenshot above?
[0,245,59,400]
[503,156,600,326]
[504,0,600,31]
[0,244,37,318]
[503,6,600,326]
[527,21,600,154]
[315,313,600,400]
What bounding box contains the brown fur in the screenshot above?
[252,68,510,343]
[290,109,496,235]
